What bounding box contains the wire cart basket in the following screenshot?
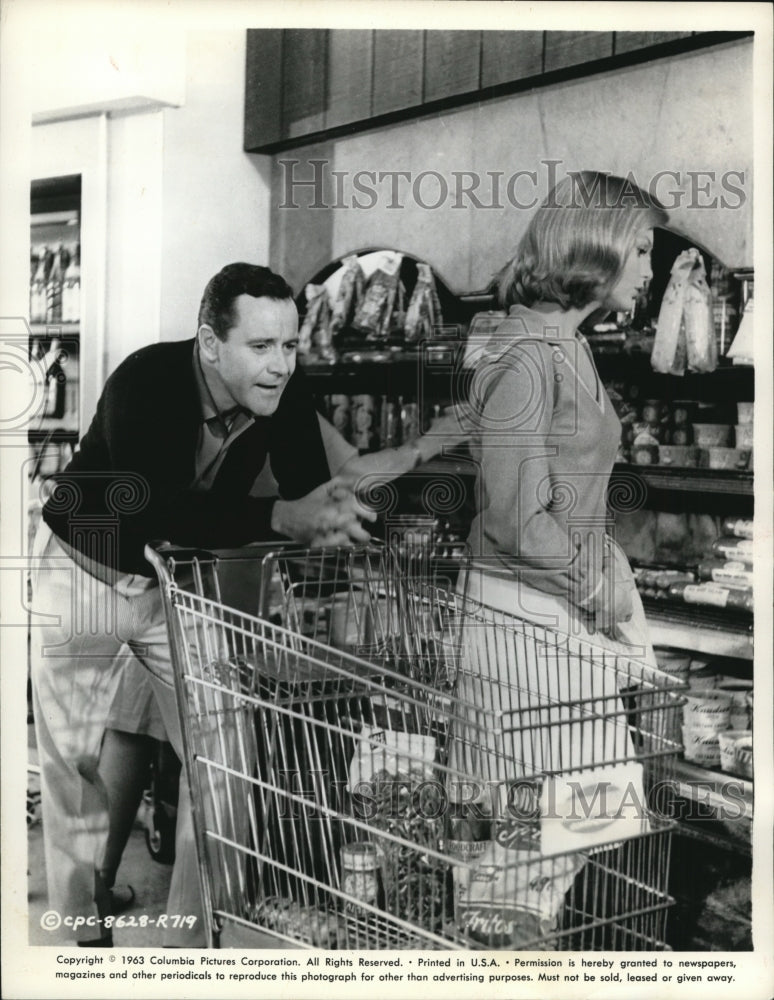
[145,539,684,951]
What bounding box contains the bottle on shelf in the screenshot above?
[379,395,399,449]
[29,249,38,309]
[45,244,65,325]
[64,352,79,423]
[41,337,66,420]
[30,245,50,324]
[399,396,420,443]
[711,263,739,356]
[351,394,377,451]
[29,338,46,415]
[62,242,81,324]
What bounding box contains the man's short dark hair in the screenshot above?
[198,263,294,339]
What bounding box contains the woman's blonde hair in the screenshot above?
[498,171,669,310]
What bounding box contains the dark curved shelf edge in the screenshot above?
[28,426,79,444]
[612,463,754,498]
[420,454,754,501]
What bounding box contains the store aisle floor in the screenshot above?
[27,720,173,948]
[28,811,174,948]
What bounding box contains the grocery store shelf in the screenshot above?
[28,323,80,336]
[28,422,79,441]
[593,353,754,396]
[673,758,753,822]
[643,598,753,660]
[417,451,478,478]
[613,463,753,497]
[379,448,754,500]
[303,356,408,377]
[303,352,467,396]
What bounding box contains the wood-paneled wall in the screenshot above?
[243,29,748,153]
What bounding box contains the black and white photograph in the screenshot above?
[1,2,772,998]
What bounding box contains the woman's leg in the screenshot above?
[129,593,208,947]
[97,728,155,891]
[98,658,169,890]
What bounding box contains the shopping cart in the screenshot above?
[145,539,684,951]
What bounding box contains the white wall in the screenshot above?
[31,116,110,428]
[30,112,169,422]
[105,112,165,375]
[27,29,273,406]
[159,32,272,342]
[29,5,186,122]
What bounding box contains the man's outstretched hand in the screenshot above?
[271,478,376,547]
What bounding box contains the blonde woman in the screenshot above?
[456,171,670,797]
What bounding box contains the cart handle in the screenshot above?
[144,540,211,586]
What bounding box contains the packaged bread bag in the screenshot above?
[404,263,443,343]
[651,251,693,373]
[683,251,717,372]
[652,249,717,374]
[298,283,333,360]
[330,255,365,340]
[353,251,403,341]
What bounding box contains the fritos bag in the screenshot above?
[452,780,583,948]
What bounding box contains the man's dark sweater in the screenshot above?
[42,339,330,576]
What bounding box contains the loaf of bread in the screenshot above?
[668,582,753,613]
[721,517,753,539]
[711,536,754,564]
[330,255,365,337]
[698,559,754,588]
[352,251,403,340]
[298,283,333,360]
[686,513,722,562]
[654,512,689,566]
[684,253,718,372]
[404,263,443,343]
[652,250,696,373]
[614,509,657,564]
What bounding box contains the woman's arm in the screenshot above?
[317,414,359,476]
[322,407,473,486]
